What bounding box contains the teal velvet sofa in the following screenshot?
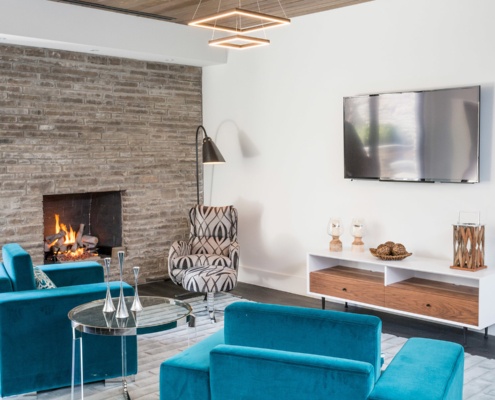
[160,302,464,400]
[0,243,138,398]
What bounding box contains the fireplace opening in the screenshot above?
[43,191,123,263]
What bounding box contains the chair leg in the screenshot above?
[207,292,216,323]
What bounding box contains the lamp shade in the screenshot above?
[203,136,225,164]
[195,125,225,204]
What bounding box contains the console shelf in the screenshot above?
[307,249,495,330]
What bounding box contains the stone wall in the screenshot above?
[0,44,202,282]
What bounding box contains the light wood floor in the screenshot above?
[140,279,495,359]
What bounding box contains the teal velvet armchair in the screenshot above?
[160,302,464,400]
[0,243,138,398]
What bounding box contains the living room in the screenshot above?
[0,0,494,398]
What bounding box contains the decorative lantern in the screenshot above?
[451,212,486,272]
[327,218,344,252]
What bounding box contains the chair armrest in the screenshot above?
[160,329,225,400]
[0,263,12,293]
[168,240,190,285]
[210,345,374,400]
[369,338,464,400]
[38,261,104,287]
[228,241,240,270]
[168,240,190,259]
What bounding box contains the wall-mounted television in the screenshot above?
[343,85,480,183]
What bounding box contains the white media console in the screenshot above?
[307,249,495,334]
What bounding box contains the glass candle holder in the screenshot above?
[351,218,365,252]
[327,218,344,252]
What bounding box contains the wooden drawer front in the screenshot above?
[310,270,384,307]
[385,286,478,326]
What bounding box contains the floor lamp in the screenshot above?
[196,125,225,204]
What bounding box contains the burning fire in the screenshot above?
[56,247,93,262]
[54,214,76,245]
[46,214,98,262]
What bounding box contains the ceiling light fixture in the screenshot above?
[189,8,290,34]
[189,1,290,50]
[208,34,270,49]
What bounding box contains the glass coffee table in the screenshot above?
[68,296,192,400]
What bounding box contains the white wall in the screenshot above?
[202,0,495,298]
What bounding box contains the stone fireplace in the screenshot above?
[0,43,202,282]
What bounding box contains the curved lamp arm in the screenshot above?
[196,125,226,204]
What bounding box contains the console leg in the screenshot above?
[321,297,325,310]
[345,302,348,309]
[485,327,489,339]
[463,327,468,345]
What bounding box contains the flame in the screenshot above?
[55,214,61,234]
[50,214,97,261]
[59,223,76,245]
[54,214,76,245]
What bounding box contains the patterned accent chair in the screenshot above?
[168,205,239,321]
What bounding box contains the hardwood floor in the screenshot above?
[140,279,495,359]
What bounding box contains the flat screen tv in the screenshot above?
[343,85,480,183]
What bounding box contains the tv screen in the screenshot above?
[343,86,480,183]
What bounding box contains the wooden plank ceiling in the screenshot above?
[49,0,372,25]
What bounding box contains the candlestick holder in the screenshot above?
[116,251,129,319]
[102,257,115,313]
[327,218,343,252]
[131,266,143,312]
[351,218,365,252]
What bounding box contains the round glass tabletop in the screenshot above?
[68,296,192,336]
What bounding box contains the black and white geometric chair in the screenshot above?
[168,205,239,322]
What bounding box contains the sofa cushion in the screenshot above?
[33,267,57,289]
[1,244,36,291]
[183,266,237,293]
[172,254,231,269]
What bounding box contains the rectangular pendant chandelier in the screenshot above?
[189,8,290,34]
[209,34,270,49]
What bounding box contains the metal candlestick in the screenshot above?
[116,251,129,319]
[130,266,143,312]
[102,257,116,313]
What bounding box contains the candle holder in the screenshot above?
[102,257,115,313]
[451,211,486,271]
[130,266,143,312]
[327,218,344,252]
[351,218,365,253]
[116,251,129,319]
[103,309,115,328]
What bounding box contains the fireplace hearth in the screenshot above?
[43,191,123,263]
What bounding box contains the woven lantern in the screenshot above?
[451,212,487,272]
